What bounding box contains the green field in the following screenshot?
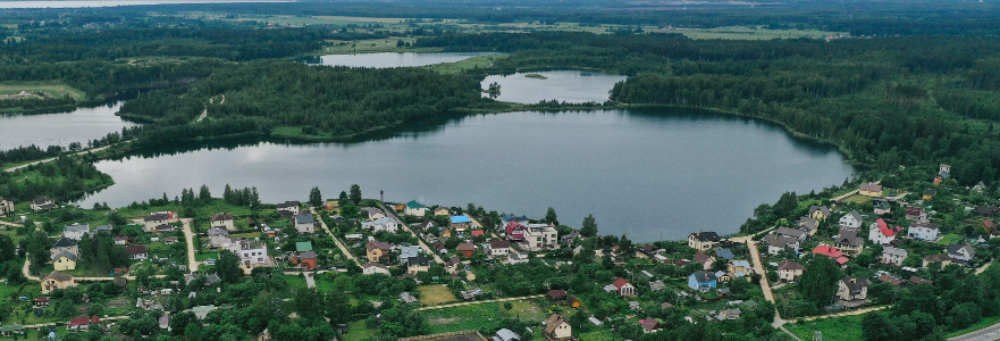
[320,37,441,55]
[946,315,1000,338]
[424,54,509,75]
[423,300,549,334]
[936,233,964,245]
[841,194,874,205]
[0,81,86,100]
[785,314,864,341]
[417,284,458,306]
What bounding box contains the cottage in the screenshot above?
[946,243,976,262]
[812,245,849,266]
[211,213,235,231]
[908,222,940,241]
[163,236,179,245]
[506,253,529,265]
[714,248,735,261]
[608,278,636,296]
[505,222,526,241]
[775,227,807,241]
[486,240,511,257]
[360,208,386,221]
[692,252,714,271]
[923,189,937,200]
[228,240,269,268]
[859,182,883,197]
[939,164,951,178]
[52,251,77,271]
[977,206,997,217]
[568,296,582,308]
[728,260,752,279]
[777,260,804,283]
[878,275,902,287]
[922,254,953,268]
[797,216,819,236]
[543,314,572,340]
[114,236,129,245]
[909,276,933,286]
[720,308,742,320]
[434,207,451,216]
[207,227,231,248]
[366,241,392,263]
[868,219,900,245]
[445,257,463,274]
[293,251,317,269]
[839,210,863,231]
[31,197,55,211]
[294,213,315,234]
[127,245,149,260]
[809,205,832,221]
[51,237,79,259]
[41,271,76,294]
[361,217,399,233]
[456,243,476,258]
[873,199,892,215]
[560,230,581,243]
[905,206,926,222]
[406,256,430,274]
[276,201,300,216]
[688,232,720,251]
[34,297,50,308]
[834,228,864,256]
[762,234,799,256]
[69,316,100,332]
[0,197,13,216]
[649,280,666,292]
[837,277,870,304]
[362,262,390,275]
[495,328,521,341]
[547,289,567,301]
[143,213,172,232]
[403,201,427,217]
[640,317,662,333]
[63,223,90,241]
[688,271,718,292]
[881,247,908,267]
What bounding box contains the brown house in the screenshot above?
[456,243,476,258]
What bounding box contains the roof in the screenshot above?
[845,210,863,222]
[446,257,461,267]
[207,227,230,237]
[405,200,425,209]
[812,245,844,258]
[33,197,52,204]
[366,241,392,252]
[64,223,89,233]
[547,289,567,298]
[294,213,315,225]
[883,247,907,257]
[298,251,317,260]
[192,305,216,314]
[906,206,924,215]
[691,271,717,282]
[612,278,631,289]
[295,241,313,252]
[835,229,862,246]
[471,230,485,237]
[363,262,387,269]
[144,213,169,221]
[640,317,660,332]
[778,260,804,270]
[924,254,952,262]
[456,243,476,251]
[43,271,72,282]
[714,248,734,260]
[775,227,806,239]
[649,281,666,291]
[809,205,832,216]
[211,213,233,222]
[1,325,22,333]
[924,188,937,196]
[490,240,510,249]
[496,328,520,341]
[689,231,720,242]
[52,237,78,248]
[544,314,566,334]
[730,260,751,269]
[763,234,798,248]
[53,250,78,261]
[873,219,898,237]
[860,182,882,192]
[408,256,430,267]
[910,222,940,230]
[450,216,471,224]
[909,276,933,285]
[692,252,712,264]
[878,275,902,286]
[126,245,147,255]
[69,317,90,326]
[840,277,870,292]
[947,244,976,258]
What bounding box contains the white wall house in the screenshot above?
[294,213,315,234]
[361,217,398,233]
[839,210,863,231]
[908,222,940,241]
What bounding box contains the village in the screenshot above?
[0,163,996,341]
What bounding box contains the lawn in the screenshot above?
[0,81,86,100]
[320,37,441,55]
[417,284,458,306]
[424,54,509,75]
[658,25,843,40]
[841,194,874,205]
[785,314,863,341]
[936,233,964,245]
[342,320,377,341]
[423,300,548,334]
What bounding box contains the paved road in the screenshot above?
[4,142,124,173]
[950,322,1000,341]
[311,207,361,267]
[416,294,544,311]
[180,218,200,273]
[384,205,444,265]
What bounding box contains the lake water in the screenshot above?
[306,52,500,69]
[481,70,627,104]
[0,101,136,149]
[0,0,287,8]
[80,109,854,242]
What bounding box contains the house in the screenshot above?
[878,275,902,287]
[456,243,476,258]
[720,308,742,320]
[560,230,581,243]
[688,271,718,292]
[495,328,521,341]
[52,251,77,271]
[976,206,997,217]
[834,229,864,256]
[640,317,662,333]
[946,243,976,262]
[143,213,172,232]
[51,238,79,259]
[837,277,870,303]
[294,213,315,234]
[777,260,804,283]
[152,223,176,233]
[293,251,317,269]
[360,208,386,221]
[906,206,926,222]
[445,257,462,274]
[34,297,50,308]
[568,296,582,308]
[839,210,863,231]
[418,219,436,232]
[714,248,735,261]
[692,252,714,270]
[361,217,398,233]
[762,234,799,256]
[868,218,900,245]
[0,324,23,337]
[543,314,572,340]
[69,316,100,332]
[939,164,951,178]
[486,240,511,257]
[881,247,908,267]
[192,305,216,320]
[909,276,933,286]
[404,201,427,217]
[908,222,940,241]
[649,281,666,292]
[629,301,641,310]
[228,240,269,268]
[922,254,953,268]
[114,236,129,245]
[448,215,472,232]
[406,256,431,274]
[0,197,14,215]
[688,232,720,251]
[127,245,148,260]
[873,199,892,215]
[983,220,996,234]
[471,230,485,238]
[728,260,752,279]
[812,245,849,266]
[505,222,526,241]
[42,271,76,294]
[366,241,392,263]
[276,201,300,216]
[797,216,819,236]
[523,224,558,250]
[362,262,390,275]
[923,189,937,200]
[775,227,807,241]
[31,197,55,211]
[859,182,883,197]
[506,252,529,265]
[547,289,567,301]
[809,205,832,221]
[63,223,90,241]
[434,207,451,216]
[207,227,231,248]
[609,278,636,296]
[211,213,235,231]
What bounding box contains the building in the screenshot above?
[404,201,427,217]
[859,182,883,197]
[640,317,662,333]
[837,277,870,303]
[406,256,430,274]
[211,213,235,231]
[366,241,392,263]
[69,316,100,332]
[434,207,451,216]
[52,251,77,271]
[486,240,511,257]
[293,251,317,269]
[908,222,940,241]
[495,328,521,341]
[63,223,90,241]
[868,218,899,245]
[445,257,462,274]
[143,213,172,232]
[809,205,832,221]
[775,227,807,241]
[456,243,476,258]
[905,207,926,222]
[834,229,865,256]
[0,197,13,216]
[728,260,752,279]
[207,227,231,248]
[777,260,804,283]
[688,232,720,251]
[946,243,976,262]
[873,199,892,215]
[923,189,937,200]
[692,252,714,270]
[228,240,269,267]
[360,208,386,221]
[276,201,300,216]
[688,271,718,292]
[797,216,819,236]
[127,245,148,260]
[881,247,908,266]
[449,215,472,232]
[362,262,390,275]
[505,222,526,241]
[543,314,572,340]
[839,210,863,231]
[506,253,529,265]
[31,197,55,211]
[762,234,799,256]
[294,213,315,234]
[923,254,953,268]
[41,271,76,294]
[608,278,636,296]
[360,217,398,233]
[50,238,79,260]
[523,224,558,250]
[939,164,951,178]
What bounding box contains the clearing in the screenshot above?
[785,314,863,341]
[418,284,459,306]
[0,81,86,100]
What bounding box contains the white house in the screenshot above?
[207,227,231,248]
[62,223,90,241]
[908,222,940,241]
[127,245,148,260]
[294,213,315,234]
[362,262,390,275]
[867,219,899,245]
[543,314,572,340]
[881,247,908,267]
[947,244,976,262]
[762,234,799,256]
[0,196,14,215]
[360,217,398,233]
[211,213,235,231]
[228,240,269,267]
[486,240,511,257]
[839,210,863,231]
[143,213,172,232]
[403,201,427,217]
[31,197,55,211]
[276,201,300,216]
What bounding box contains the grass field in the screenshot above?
[342,320,377,341]
[320,37,441,55]
[0,81,86,100]
[424,54,508,75]
[841,194,874,205]
[423,300,548,334]
[417,284,458,306]
[936,233,964,245]
[785,314,864,341]
[946,315,1000,338]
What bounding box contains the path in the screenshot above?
[832,180,882,202]
[975,260,993,275]
[950,321,1000,341]
[4,142,123,173]
[21,315,131,329]
[729,225,777,244]
[384,205,444,265]
[797,305,888,321]
[180,218,199,273]
[311,207,361,267]
[304,271,316,289]
[196,95,224,123]
[0,221,23,228]
[745,239,784,327]
[416,294,544,311]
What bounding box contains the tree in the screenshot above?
[309,187,323,207]
[862,312,900,341]
[349,184,362,205]
[545,207,558,225]
[581,214,598,237]
[216,251,243,284]
[0,234,15,262]
[199,185,212,203]
[504,302,513,316]
[799,256,841,309]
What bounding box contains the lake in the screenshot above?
[306,52,500,69]
[80,109,854,242]
[0,0,287,8]
[0,101,136,149]
[481,70,627,104]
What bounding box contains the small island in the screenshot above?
[524,73,548,80]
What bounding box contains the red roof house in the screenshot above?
[812,245,845,258]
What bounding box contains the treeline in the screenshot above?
[0,157,113,203]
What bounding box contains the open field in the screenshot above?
[936,233,964,245]
[841,194,874,205]
[342,319,377,341]
[0,81,86,100]
[785,314,864,341]
[423,300,549,334]
[320,37,440,54]
[417,284,458,306]
[424,54,509,74]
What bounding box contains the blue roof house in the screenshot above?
[688,271,718,292]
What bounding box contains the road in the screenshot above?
[797,305,888,322]
[4,142,124,173]
[384,205,444,265]
[196,95,224,123]
[310,207,361,267]
[950,322,1000,341]
[745,239,785,327]
[180,218,200,273]
[975,260,993,275]
[416,294,544,311]
[0,221,23,228]
[21,315,131,329]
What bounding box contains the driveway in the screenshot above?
[950,322,1000,341]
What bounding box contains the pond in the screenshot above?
[80,109,854,242]
[305,52,500,68]
[481,70,627,104]
[0,101,136,149]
